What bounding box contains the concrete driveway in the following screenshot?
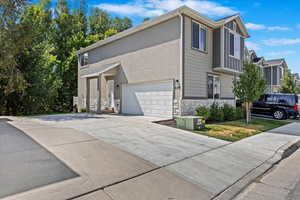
[32,113,229,167]
[3,114,300,200]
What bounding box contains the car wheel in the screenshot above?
[273,110,286,120]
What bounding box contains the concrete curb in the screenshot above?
[212,139,300,200]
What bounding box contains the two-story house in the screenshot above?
[76,6,250,118]
[246,49,288,93]
[263,59,288,93]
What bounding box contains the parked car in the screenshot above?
[252,94,299,120]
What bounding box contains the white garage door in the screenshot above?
[122,81,173,117]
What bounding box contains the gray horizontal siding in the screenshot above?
[183,16,213,98]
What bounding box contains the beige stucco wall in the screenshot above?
[78,16,182,111]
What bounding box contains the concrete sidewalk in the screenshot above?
[234,148,300,200]
[101,122,300,200]
[3,115,300,200]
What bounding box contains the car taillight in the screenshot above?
[294,104,299,111]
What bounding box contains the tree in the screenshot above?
[280,69,297,94]
[0,0,30,114]
[233,63,267,123]
[89,8,112,35]
[112,17,132,32]
[143,17,151,22]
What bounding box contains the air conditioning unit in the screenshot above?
[175,116,205,130]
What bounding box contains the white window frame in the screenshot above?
[80,52,89,67]
[208,74,221,100]
[228,29,241,60]
[191,20,208,53]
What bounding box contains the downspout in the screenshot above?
[179,12,185,115]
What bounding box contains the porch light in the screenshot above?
[175,80,180,89]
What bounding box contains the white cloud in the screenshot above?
[245,41,261,51]
[245,23,265,30]
[266,50,296,57]
[263,38,300,46]
[245,23,290,31]
[97,0,237,18]
[297,24,300,29]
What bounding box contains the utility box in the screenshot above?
[175,116,205,130]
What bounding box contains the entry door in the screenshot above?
[122,81,173,117]
[88,77,99,112]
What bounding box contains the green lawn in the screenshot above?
[193,118,289,142]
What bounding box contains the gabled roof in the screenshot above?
[216,14,250,38]
[263,58,288,68]
[78,6,250,54]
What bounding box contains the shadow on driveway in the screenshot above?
[0,120,78,199]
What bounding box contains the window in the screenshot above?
[233,21,237,32]
[80,52,89,66]
[192,21,207,52]
[208,75,220,99]
[279,67,283,80]
[265,94,274,103]
[229,32,241,59]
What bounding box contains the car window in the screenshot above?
[278,97,287,104]
[285,95,295,105]
[265,94,273,102]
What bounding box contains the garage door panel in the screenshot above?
[122,81,173,117]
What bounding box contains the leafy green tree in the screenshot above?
[19,0,62,114]
[112,16,132,32]
[143,17,151,22]
[280,69,297,94]
[233,63,267,123]
[0,0,30,114]
[0,0,132,115]
[89,8,112,35]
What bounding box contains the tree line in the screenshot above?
[0,0,132,115]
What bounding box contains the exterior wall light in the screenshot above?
[175,79,180,89]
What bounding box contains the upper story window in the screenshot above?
[279,67,284,80]
[229,31,241,60]
[80,52,89,66]
[192,21,207,52]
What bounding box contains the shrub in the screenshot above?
[196,106,210,120]
[80,108,87,112]
[223,104,236,121]
[208,102,224,122]
[235,107,245,120]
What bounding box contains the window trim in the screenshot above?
[191,20,208,53]
[227,27,241,60]
[207,74,221,100]
[80,52,89,67]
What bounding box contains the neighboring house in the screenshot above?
[293,73,300,88]
[246,49,289,93]
[76,6,250,118]
[263,59,288,93]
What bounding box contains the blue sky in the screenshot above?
[34,0,300,74]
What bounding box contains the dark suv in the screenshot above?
[252,94,299,120]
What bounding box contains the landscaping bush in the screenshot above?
[223,104,236,121]
[80,108,87,112]
[235,107,245,120]
[208,102,224,122]
[196,103,246,122]
[196,106,211,120]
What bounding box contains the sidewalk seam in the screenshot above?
[66,143,231,200]
[212,138,300,200]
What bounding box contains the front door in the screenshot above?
[88,77,99,112]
